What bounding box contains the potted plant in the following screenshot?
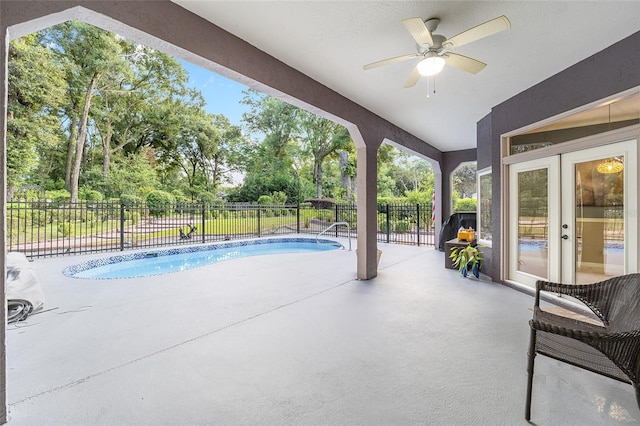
[449,244,482,278]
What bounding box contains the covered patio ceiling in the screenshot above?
[172,1,640,152]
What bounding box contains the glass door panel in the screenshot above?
[509,157,560,286]
[561,140,637,284]
[518,169,548,277]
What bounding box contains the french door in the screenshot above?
[509,140,637,287]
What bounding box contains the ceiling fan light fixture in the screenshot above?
[417,54,445,76]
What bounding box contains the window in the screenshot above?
[477,168,492,246]
[508,92,640,155]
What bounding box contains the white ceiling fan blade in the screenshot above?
[363,53,418,70]
[445,53,487,74]
[446,15,511,48]
[402,17,434,47]
[403,67,421,88]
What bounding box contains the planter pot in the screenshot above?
[463,262,480,278]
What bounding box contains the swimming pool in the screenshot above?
[63,237,343,279]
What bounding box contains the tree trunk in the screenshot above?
[6,184,15,203]
[314,161,322,198]
[65,107,78,191]
[339,151,353,202]
[101,96,113,184]
[70,72,99,202]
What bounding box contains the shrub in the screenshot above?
[146,190,175,218]
[48,189,71,204]
[120,193,141,208]
[257,195,273,205]
[31,209,48,227]
[454,198,477,212]
[198,191,221,204]
[393,219,411,233]
[124,211,141,224]
[79,188,104,202]
[271,191,287,205]
[57,223,70,237]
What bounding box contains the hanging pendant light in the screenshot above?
[597,157,624,174]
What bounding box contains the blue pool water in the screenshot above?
[63,238,343,279]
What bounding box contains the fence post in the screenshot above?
[201,203,206,243]
[296,205,300,234]
[257,208,261,237]
[416,204,421,246]
[386,204,390,243]
[120,203,125,251]
[335,204,339,237]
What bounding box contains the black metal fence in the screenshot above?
[7,201,435,258]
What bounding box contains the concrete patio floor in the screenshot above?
[6,238,639,425]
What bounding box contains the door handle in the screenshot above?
[561,234,569,240]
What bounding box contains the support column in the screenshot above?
[0,14,9,425]
[356,143,378,280]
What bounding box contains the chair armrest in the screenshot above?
[535,276,640,325]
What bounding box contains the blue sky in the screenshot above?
[179,60,250,127]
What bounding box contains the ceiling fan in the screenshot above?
[363,15,511,88]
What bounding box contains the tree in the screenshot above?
[207,115,245,188]
[108,150,160,198]
[6,34,65,199]
[40,21,132,202]
[93,45,192,185]
[298,111,352,198]
[452,162,477,199]
[241,89,299,174]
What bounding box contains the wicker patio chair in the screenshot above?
[525,274,640,420]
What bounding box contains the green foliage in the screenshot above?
[57,223,70,237]
[48,189,71,203]
[124,210,141,224]
[404,190,430,205]
[257,195,273,205]
[79,187,104,202]
[108,153,160,199]
[7,35,65,193]
[146,190,175,217]
[120,193,141,207]
[449,245,483,277]
[393,219,412,233]
[271,191,287,205]
[452,163,477,199]
[198,191,221,204]
[7,24,443,211]
[454,198,477,212]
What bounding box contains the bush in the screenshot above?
[271,191,287,205]
[146,190,175,218]
[47,189,71,203]
[454,198,477,212]
[120,193,141,207]
[198,191,221,204]
[79,188,104,202]
[31,209,48,226]
[124,211,141,224]
[257,195,273,205]
[393,219,412,233]
[57,223,70,237]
